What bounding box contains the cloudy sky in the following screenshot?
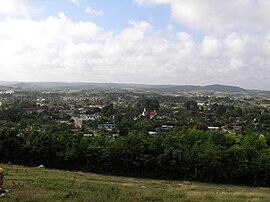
[0,0,269,90]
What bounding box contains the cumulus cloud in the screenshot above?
[0,8,270,89]
[0,13,108,81]
[135,0,270,35]
[0,0,33,16]
[131,0,270,89]
[85,6,104,16]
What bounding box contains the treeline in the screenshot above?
[1,127,270,186]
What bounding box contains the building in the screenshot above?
[141,108,157,119]
[80,114,101,121]
[98,123,117,131]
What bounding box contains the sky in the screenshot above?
[0,0,270,90]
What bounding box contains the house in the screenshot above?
[141,108,157,119]
[156,125,174,132]
[89,104,104,109]
[112,133,120,139]
[78,108,87,114]
[0,90,14,95]
[71,117,83,128]
[197,102,205,110]
[98,123,117,131]
[58,120,71,125]
[84,133,96,137]
[208,126,220,130]
[80,114,101,121]
[161,125,174,131]
[71,114,101,128]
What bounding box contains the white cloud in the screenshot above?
[201,36,222,58]
[69,0,81,4]
[0,11,270,89]
[131,0,270,89]
[0,0,33,16]
[85,6,104,16]
[135,0,270,35]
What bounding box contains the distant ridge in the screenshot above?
[203,84,245,93]
[0,81,254,93]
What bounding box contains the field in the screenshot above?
[1,165,270,202]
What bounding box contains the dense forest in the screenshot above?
[1,127,270,187]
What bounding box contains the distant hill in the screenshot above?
[9,82,134,90]
[0,81,258,93]
[0,84,14,91]
[0,81,18,86]
[146,84,246,93]
[202,84,246,93]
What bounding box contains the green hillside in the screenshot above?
[1,165,270,202]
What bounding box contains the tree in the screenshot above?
[137,98,160,111]
[184,100,198,111]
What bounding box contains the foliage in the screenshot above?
[1,128,270,186]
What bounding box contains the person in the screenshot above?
[0,166,5,194]
[0,166,3,187]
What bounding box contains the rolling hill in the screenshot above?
[0,81,249,93]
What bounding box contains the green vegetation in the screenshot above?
[2,128,270,186]
[1,164,270,202]
[1,88,270,188]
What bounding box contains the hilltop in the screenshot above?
[1,164,270,202]
[0,81,251,93]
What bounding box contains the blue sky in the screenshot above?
[0,0,269,90]
[31,0,171,31]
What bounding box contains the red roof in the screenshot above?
[142,108,157,118]
[150,111,157,117]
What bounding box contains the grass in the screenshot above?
[1,165,270,201]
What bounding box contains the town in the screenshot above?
[1,85,270,138]
[1,84,270,187]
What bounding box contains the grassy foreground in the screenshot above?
[1,165,270,202]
